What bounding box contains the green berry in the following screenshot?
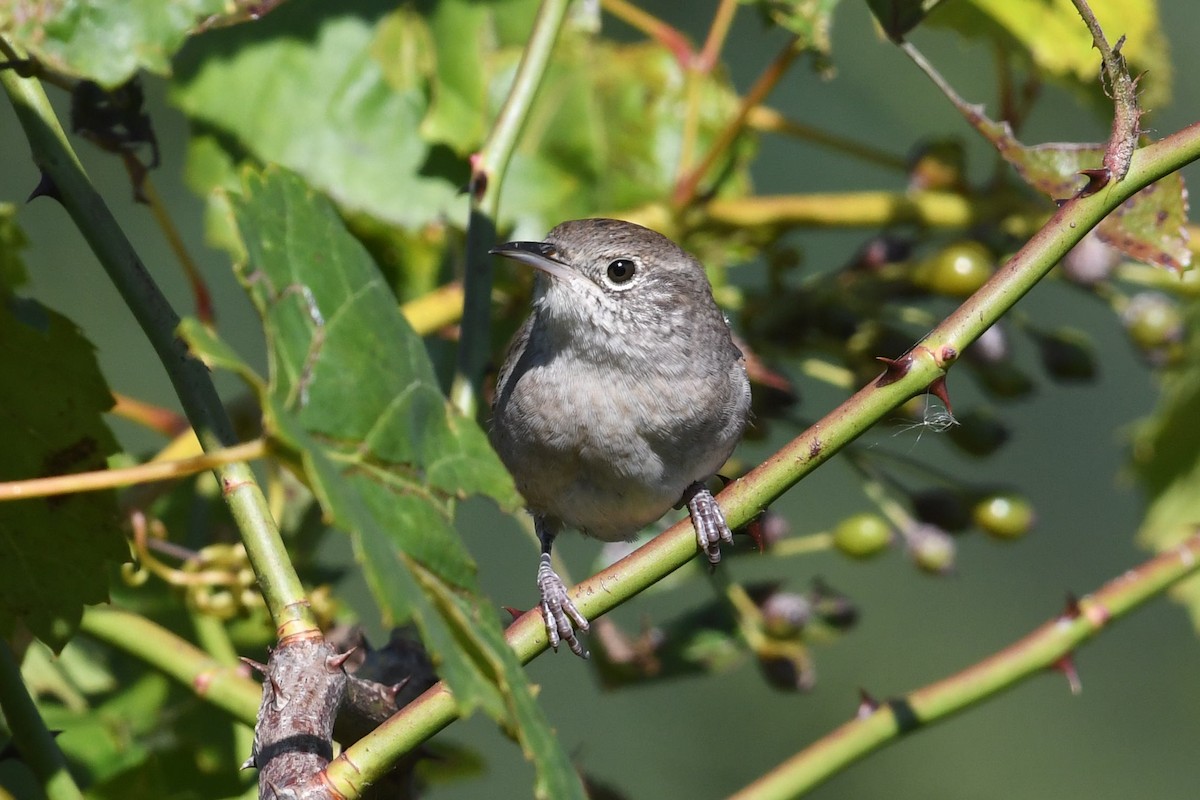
[833,513,892,558]
[914,241,994,297]
[973,494,1036,540]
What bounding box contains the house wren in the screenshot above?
[490,219,751,658]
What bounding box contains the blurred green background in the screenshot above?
[3,1,1199,798]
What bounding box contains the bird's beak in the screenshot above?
[489,241,580,284]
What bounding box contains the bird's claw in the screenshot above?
[537,554,589,658]
[685,482,734,566]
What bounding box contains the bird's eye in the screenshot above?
[606,259,636,283]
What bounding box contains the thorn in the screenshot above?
[387,676,412,702]
[238,656,267,675]
[502,606,524,621]
[856,688,880,718]
[1062,592,1082,620]
[874,352,914,387]
[1078,168,1111,197]
[927,375,953,414]
[27,170,62,203]
[1052,654,1082,695]
[326,647,357,671]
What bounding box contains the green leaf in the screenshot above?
[0,0,227,88]
[171,3,753,252]
[171,0,469,228]
[180,167,581,798]
[500,38,751,236]
[0,296,124,650]
[928,0,1171,109]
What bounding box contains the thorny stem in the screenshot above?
[326,120,1200,786]
[0,640,85,800]
[1069,0,1140,183]
[729,530,1200,799]
[0,439,267,500]
[0,40,318,639]
[673,35,801,209]
[450,0,570,417]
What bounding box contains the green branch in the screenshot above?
[0,640,85,800]
[0,40,316,639]
[450,0,571,416]
[80,608,260,724]
[327,117,1200,780]
[728,529,1200,799]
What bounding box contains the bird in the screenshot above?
[489,218,752,657]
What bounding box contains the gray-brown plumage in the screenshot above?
[490,218,751,657]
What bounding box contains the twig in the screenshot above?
[673,35,800,208]
[141,175,215,326]
[600,0,694,65]
[746,106,908,171]
[705,190,1030,230]
[1070,0,1140,184]
[80,607,260,723]
[697,0,739,72]
[0,439,267,500]
[450,0,570,417]
[110,392,190,436]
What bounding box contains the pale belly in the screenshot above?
[492,356,748,541]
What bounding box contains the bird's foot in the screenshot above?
[537,554,589,658]
[684,482,734,566]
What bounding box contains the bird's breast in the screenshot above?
[491,346,748,541]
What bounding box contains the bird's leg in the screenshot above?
[683,482,734,566]
[534,516,590,658]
